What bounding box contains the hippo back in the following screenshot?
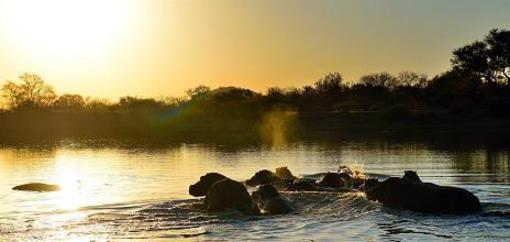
[366,177,481,214]
[436,185,481,214]
[206,178,255,213]
[12,183,60,192]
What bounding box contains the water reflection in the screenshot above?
[0,140,509,241]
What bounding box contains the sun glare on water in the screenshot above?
[50,154,110,211]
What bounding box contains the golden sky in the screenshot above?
[1,0,509,98]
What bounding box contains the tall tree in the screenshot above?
[486,29,510,84]
[1,73,56,110]
[452,28,510,85]
[314,72,343,97]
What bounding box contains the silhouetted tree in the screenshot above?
[425,70,481,108]
[302,85,315,97]
[452,29,510,85]
[85,98,111,112]
[486,29,510,84]
[397,71,428,88]
[1,73,56,110]
[186,85,211,100]
[203,87,257,103]
[160,96,187,107]
[315,72,343,96]
[266,87,286,100]
[118,96,165,110]
[452,41,492,82]
[359,72,397,89]
[52,94,86,111]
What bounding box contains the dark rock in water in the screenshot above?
[190,173,257,214]
[12,183,60,192]
[363,171,481,215]
[252,184,293,215]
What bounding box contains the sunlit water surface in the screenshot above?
[0,141,509,241]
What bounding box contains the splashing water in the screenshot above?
[339,163,367,179]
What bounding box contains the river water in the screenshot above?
[0,140,509,241]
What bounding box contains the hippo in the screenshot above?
[246,169,290,188]
[251,184,293,215]
[286,179,319,191]
[363,171,481,215]
[317,172,351,188]
[189,173,226,197]
[275,166,296,180]
[12,183,60,192]
[189,173,257,213]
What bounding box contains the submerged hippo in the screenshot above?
[247,167,317,191]
[12,183,60,192]
[251,184,293,215]
[317,172,351,188]
[286,179,319,191]
[363,171,481,215]
[189,173,257,213]
[246,169,290,188]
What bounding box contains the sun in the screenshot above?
[0,0,134,58]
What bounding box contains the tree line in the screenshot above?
[2,28,510,118]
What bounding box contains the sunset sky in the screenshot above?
[1,0,509,98]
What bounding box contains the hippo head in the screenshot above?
[338,165,351,174]
[275,166,295,180]
[403,170,421,183]
[189,173,227,197]
[251,184,280,202]
[246,169,276,187]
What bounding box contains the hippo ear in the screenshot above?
[404,170,421,182]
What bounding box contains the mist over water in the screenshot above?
[258,109,298,149]
[0,139,509,241]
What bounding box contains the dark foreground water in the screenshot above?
[0,140,509,241]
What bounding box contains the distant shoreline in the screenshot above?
[1,110,509,149]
